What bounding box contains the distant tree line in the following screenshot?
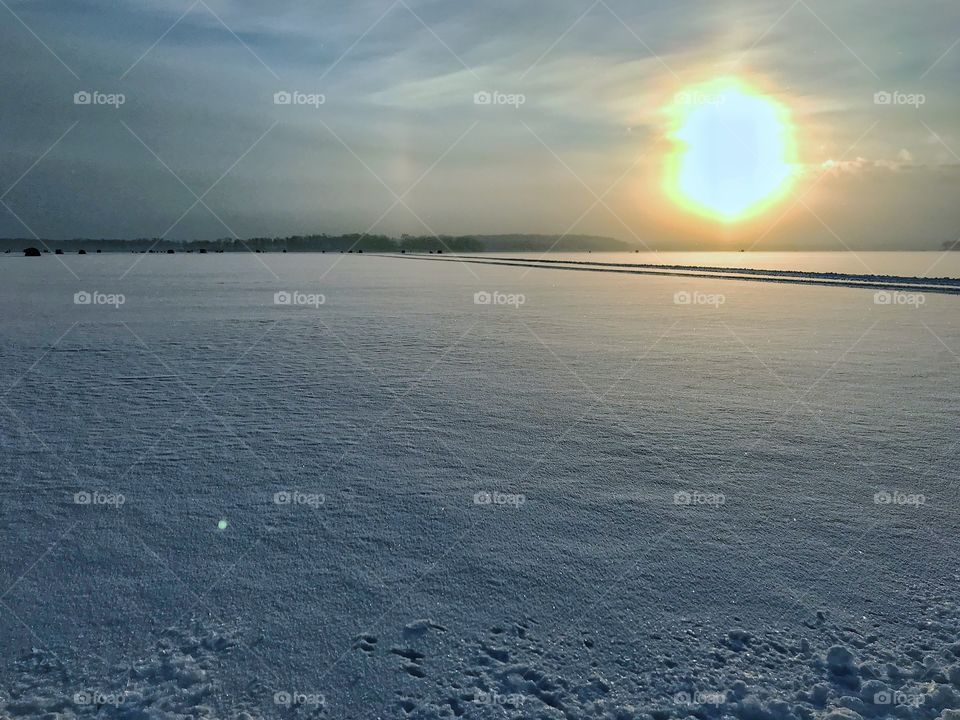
[0,233,631,254]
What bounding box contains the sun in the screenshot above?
[664,78,798,223]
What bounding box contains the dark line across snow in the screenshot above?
[371,254,960,295]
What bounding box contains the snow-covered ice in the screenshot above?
[0,253,957,719]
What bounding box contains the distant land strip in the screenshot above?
[0,234,629,254]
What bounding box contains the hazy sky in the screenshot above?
[2,0,959,249]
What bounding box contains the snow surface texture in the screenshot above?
[0,254,957,719]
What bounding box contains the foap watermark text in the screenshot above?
[874,91,925,108]
[874,490,925,507]
[474,91,525,108]
[474,490,525,508]
[874,290,924,308]
[674,490,725,507]
[474,690,526,706]
[274,91,325,108]
[273,691,325,708]
[74,690,127,707]
[74,90,125,108]
[474,290,525,307]
[675,91,726,106]
[275,290,325,307]
[75,290,125,308]
[74,491,126,507]
[274,490,325,508]
[674,290,725,307]
[674,690,729,706]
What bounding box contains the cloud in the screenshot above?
[0,0,959,247]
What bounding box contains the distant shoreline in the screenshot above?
[0,234,630,255]
[1,234,954,254]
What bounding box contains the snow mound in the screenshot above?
[351,587,960,720]
[0,621,286,719]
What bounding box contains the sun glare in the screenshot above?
[664,78,797,223]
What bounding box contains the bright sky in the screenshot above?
[1,0,959,249]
